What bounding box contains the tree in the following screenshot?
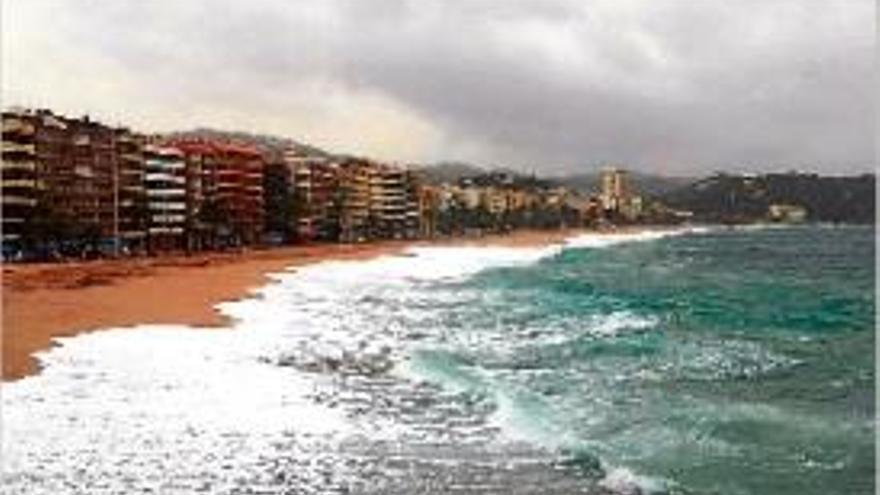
[198,198,232,249]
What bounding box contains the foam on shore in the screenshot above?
[3,227,704,494]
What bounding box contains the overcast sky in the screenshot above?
[3,0,875,175]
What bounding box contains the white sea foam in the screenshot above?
[564,226,710,249]
[3,226,703,493]
[588,311,658,337]
[599,467,669,495]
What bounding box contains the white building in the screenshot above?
[144,145,187,250]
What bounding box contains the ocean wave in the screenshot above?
[563,226,710,250]
[2,227,728,494]
[598,466,670,495]
[587,311,658,337]
[663,338,802,381]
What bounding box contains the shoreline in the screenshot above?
[2,228,586,382]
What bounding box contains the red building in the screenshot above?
[169,139,265,248]
[215,143,264,245]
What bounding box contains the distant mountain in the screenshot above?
[165,128,331,161]
[660,173,875,223]
[416,162,486,184]
[550,172,695,198]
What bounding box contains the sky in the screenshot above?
[2,0,875,175]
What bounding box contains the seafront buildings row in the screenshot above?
[1,108,642,258]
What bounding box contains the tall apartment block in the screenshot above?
[287,151,338,241]
[171,140,217,250]
[215,143,264,245]
[600,167,641,221]
[600,167,630,211]
[168,140,265,247]
[144,145,187,251]
[114,128,147,251]
[418,184,440,239]
[337,157,373,242]
[403,169,423,239]
[2,109,147,255]
[369,164,409,239]
[2,110,41,246]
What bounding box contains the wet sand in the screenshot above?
[2,229,584,381]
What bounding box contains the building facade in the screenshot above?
[600,167,642,222]
[337,158,373,242]
[169,140,266,248]
[369,164,409,239]
[2,109,147,257]
[114,128,147,252]
[2,110,41,247]
[144,145,187,252]
[288,152,338,241]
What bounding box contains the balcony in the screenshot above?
[2,179,37,188]
[2,160,36,172]
[145,160,185,170]
[2,118,35,135]
[119,152,142,162]
[148,226,185,234]
[150,214,186,224]
[74,165,95,178]
[145,173,185,184]
[146,188,186,197]
[148,202,186,211]
[2,142,36,156]
[3,195,36,206]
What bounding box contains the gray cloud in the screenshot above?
[3,0,874,175]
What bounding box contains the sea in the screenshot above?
[2,224,875,495]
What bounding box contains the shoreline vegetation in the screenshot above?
[2,228,592,382]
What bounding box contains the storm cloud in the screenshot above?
[2,0,874,174]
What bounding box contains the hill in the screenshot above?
[660,173,875,223]
[165,128,331,161]
[416,162,487,184]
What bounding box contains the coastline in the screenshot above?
[2,228,584,381]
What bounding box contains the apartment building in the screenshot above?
[337,157,373,242]
[66,117,117,242]
[144,145,187,251]
[1,110,41,246]
[418,184,440,239]
[2,109,147,256]
[600,167,629,212]
[167,140,266,247]
[369,163,409,239]
[458,185,482,210]
[171,140,218,251]
[600,167,644,221]
[480,186,508,215]
[506,188,534,212]
[216,143,265,245]
[114,128,147,252]
[403,169,423,239]
[287,151,338,241]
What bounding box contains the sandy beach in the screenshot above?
[2,229,583,381]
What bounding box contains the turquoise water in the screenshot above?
[4,225,873,494]
[408,225,875,494]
